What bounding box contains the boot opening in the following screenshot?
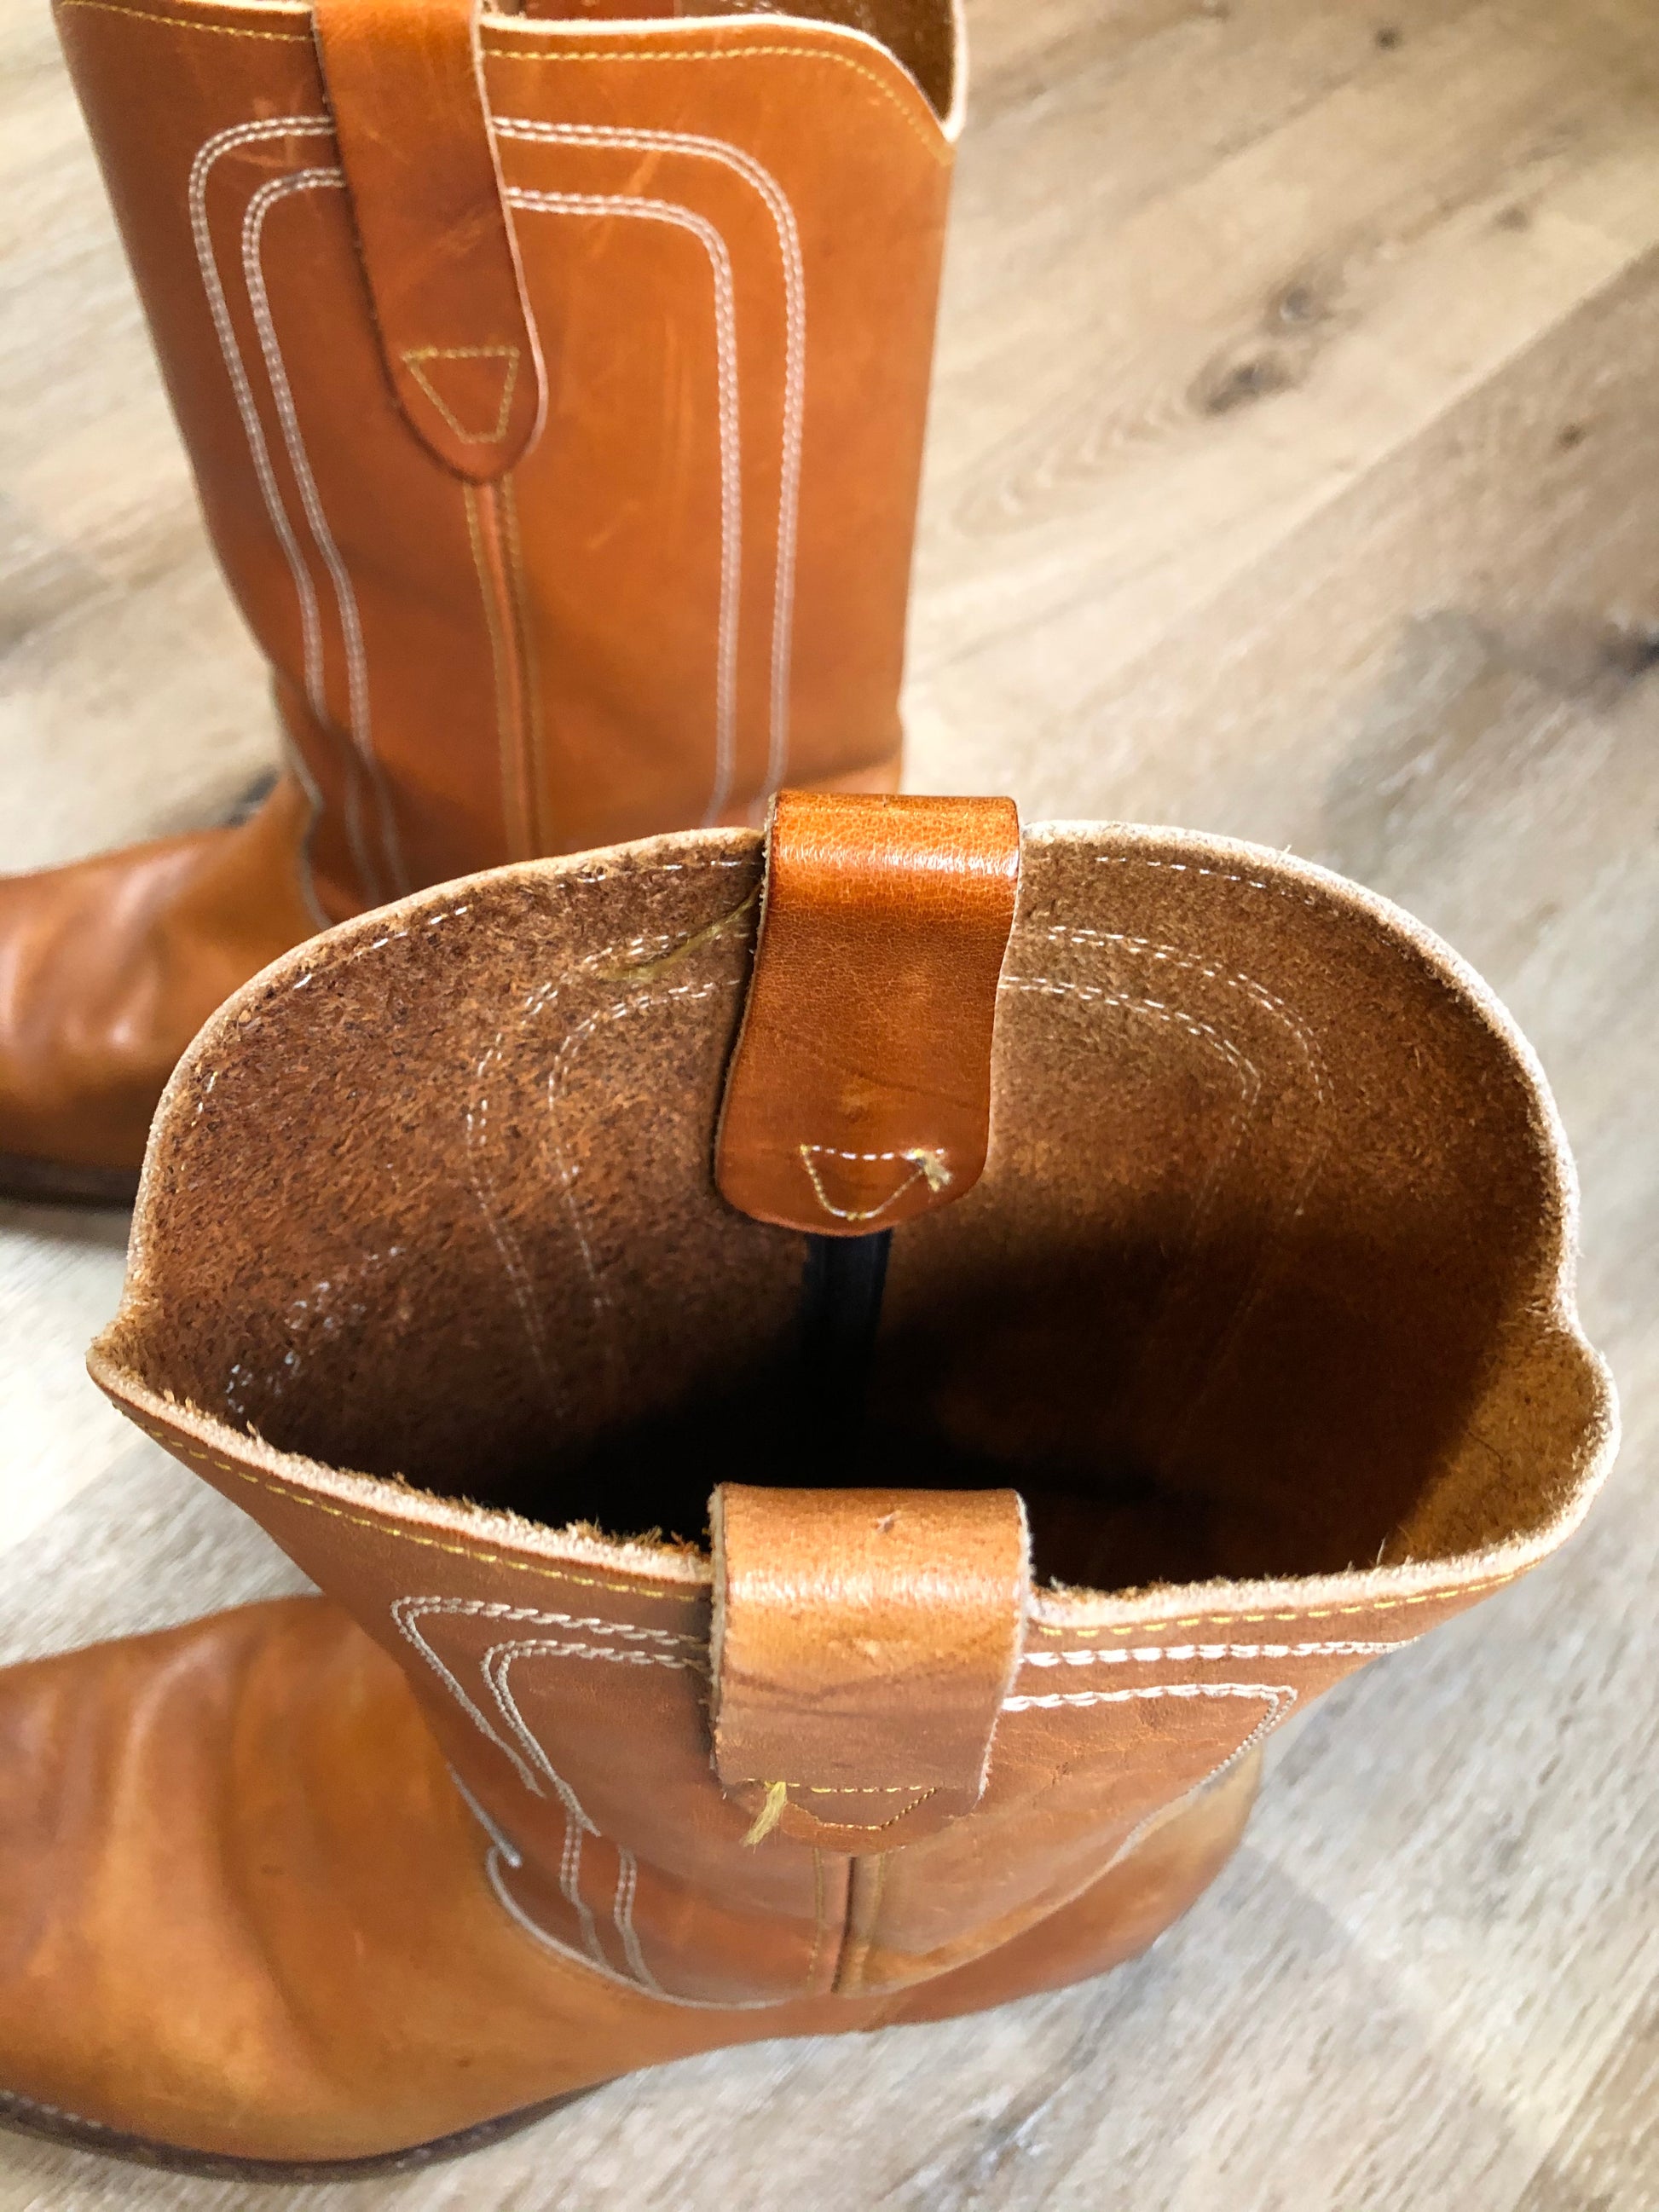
[102,826,1602,1599]
[490,0,963,128]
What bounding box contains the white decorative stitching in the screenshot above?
[483,1639,623,1969]
[393,1597,693,1646]
[804,1146,931,1162]
[480,1840,616,1988]
[187,118,332,692]
[506,1638,697,1669]
[190,119,408,902]
[392,1594,546,1792]
[280,900,470,999]
[478,1838,790,2013]
[465,971,567,1400]
[1091,927,1328,1455]
[1095,853,1325,911]
[393,1592,698,1815]
[1003,918,1331,1457]
[402,1597,749,2004]
[544,976,737,1367]
[396,1599,612,1967]
[1003,1680,1297,1721]
[241,165,408,903]
[465,962,725,1401]
[447,1764,523,1868]
[456,859,749,1395]
[498,119,805,796]
[286,855,746,978]
[1000,979,1258,1102]
[472,1621,723,1993]
[275,725,331,933]
[1000,975,1260,1280]
[1022,1640,1404,1668]
[1039,927,1328,1130]
[506,188,742,828]
[995,1681,1298,1920]
[188,117,345,908]
[612,1850,663,1995]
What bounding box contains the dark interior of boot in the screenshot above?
[502,0,961,125]
[110,829,1596,1596]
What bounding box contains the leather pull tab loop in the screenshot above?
[709,1485,1031,1851]
[311,0,546,480]
[715,791,1020,1235]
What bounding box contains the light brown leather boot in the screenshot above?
[1,797,1614,2175]
[4,0,962,1199]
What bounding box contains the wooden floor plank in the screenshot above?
[919,0,1659,688]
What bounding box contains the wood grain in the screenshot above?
[1,0,1655,2203]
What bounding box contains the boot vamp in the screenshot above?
[0,1595,795,2164]
[0,782,320,1173]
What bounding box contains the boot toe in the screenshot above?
[0,784,321,1191]
[0,1598,701,2169]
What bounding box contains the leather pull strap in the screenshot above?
[710,1485,1031,1849]
[715,791,1020,1235]
[311,0,546,480]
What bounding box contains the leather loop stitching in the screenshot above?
[402,344,522,444]
[795,1141,950,1223]
[55,0,310,38]
[495,119,805,797]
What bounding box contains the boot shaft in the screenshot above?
[90,807,1614,2008]
[54,0,961,914]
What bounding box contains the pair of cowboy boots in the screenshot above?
[0,786,1616,2174]
[3,0,960,1198]
[0,0,1620,2185]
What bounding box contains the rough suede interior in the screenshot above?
[101,825,1602,1593]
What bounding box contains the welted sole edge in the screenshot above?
[0,2082,598,2181]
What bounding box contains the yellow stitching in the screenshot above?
[480,41,946,165]
[54,0,310,38]
[796,1142,949,1224]
[403,345,521,445]
[130,1443,1520,1626]
[500,476,546,853]
[803,1848,826,1991]
[837,1851,889,1993]
[463,481,521,854]
[859,1852,889,1982]
[1026,1576,1523,1637]
[798,1783,930,1794]
[798,1791,938,1833]
[134,1424,703,1603]
[149,1412,1514,1626]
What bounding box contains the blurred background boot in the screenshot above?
[3,0,962,1200]
[0,794,1613,2173]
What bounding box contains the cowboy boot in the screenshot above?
[4,0,962,1201]
[0,795,1613,2174]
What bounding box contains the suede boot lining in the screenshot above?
[103,825,1598,1593]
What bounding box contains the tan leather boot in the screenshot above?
[4,0,961,1199]
[2,798,1613,2175]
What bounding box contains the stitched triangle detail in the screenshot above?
[401,345,521,444]
[797,1143,952,1225]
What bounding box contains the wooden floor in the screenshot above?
[3,0,1658,2203]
